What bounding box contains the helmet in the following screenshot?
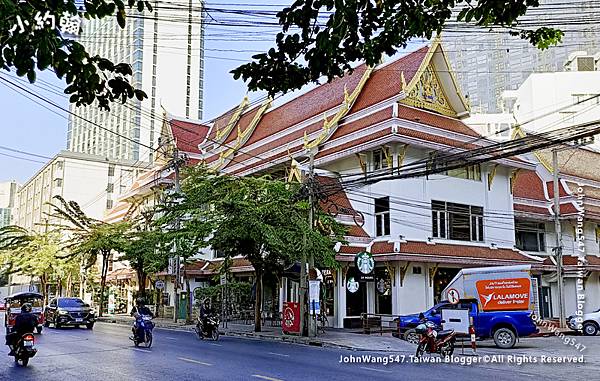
[136,297,145,306]
[21,303,32,313]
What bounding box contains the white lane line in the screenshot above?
[268,352,290,357]
[359,367,392,374]
[132,348,151,353]
[178,357,213,366]
[209,343,223,347]
[252,375,284,381]
[165,337,178,340]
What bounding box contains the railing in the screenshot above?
[360,313,398,335]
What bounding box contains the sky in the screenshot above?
[0,1,426,184]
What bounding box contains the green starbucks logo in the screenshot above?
[355,251,375,274]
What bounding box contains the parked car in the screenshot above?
[568,309,600,335]
[44,297,96,329]
[398,299,538,349]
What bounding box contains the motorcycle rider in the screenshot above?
[198,299,213,335]
[5,303,38,356]
[130,297,154,340]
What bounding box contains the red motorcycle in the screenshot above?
[415,320,456,358]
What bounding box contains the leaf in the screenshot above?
[117,8,127,28]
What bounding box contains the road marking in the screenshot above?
[252,375,284,381]
[209,343,223,347]
[268,352,290,357]
[133,348,151,353]
[359,367,392,374]
[165,337,178,340]
[178,357,213,366]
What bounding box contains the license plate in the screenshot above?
[75,318,83,322]
[24,341,33,347]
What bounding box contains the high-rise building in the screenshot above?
[66,2,205,163]
[445,0,599,113]
[0,180,19,228]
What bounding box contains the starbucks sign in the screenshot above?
[347,277,359,293]
[355,251,375,275]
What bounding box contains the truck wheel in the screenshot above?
[583,322,598,336]
[404,329,420,344]
[493,328,516,349]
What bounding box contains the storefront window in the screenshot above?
[346,268,367,317]
[375,268,392,314]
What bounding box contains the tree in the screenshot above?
[122,211,170,300]
[232,0,564,95]
[49,196,130,316]
[0,226,76,303]
[0,0,150,110]
[159,166,345,332]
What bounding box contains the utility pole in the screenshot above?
[552,149,566,328]
[299,151,316,337]
[307,152,317,337]
[172,148,182,323]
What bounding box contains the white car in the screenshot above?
[568,309,600,336]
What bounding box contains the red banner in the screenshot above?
[476,278,531,311]
[282,302,300,334]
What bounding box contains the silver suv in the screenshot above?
[568,308,600,336]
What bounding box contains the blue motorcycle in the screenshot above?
[130,314,154,348]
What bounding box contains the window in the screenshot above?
[515,221,546,251]
[106,199,113,210]
[108,164,115,177]
[54,178,63,188]
[413,266,422,275]
[432,201,484,242]
[372,148,389,171]
[375,197,391,237]
[444,164,481,181]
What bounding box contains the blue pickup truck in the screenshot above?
[397,299,538,348]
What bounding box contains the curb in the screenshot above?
[97,319,393,352]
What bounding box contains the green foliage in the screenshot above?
[0,0,150,110]
[231,0,564,95]
[194,281,253,314]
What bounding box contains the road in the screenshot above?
[0,316,598,380]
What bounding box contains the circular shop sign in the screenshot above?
[355,251,375,275]
[155,280,165,290]
[347,277,360,293]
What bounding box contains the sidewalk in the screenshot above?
[97,315,414,352]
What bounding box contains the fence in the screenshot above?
[360,313,399,335]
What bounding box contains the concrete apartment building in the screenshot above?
[66,1,206,163]
[0,180,19,228]
[15,151,149,233]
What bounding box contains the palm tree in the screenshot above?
[48,196,130,317]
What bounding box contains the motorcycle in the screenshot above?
[130,314,154,348]
[10,333,37,367]
[414,320,456,358]
[194,314,220,341]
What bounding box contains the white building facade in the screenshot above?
[15,151,149,232]
[67,2,205,163]
[0,180,19,228]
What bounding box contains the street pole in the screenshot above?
[307,152,316,338]
[552,149,566,328]
[172,148,182,323]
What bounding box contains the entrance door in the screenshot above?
[540,286,552,319]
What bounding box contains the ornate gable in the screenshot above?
[400,37,470,118]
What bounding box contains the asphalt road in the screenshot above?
[0,316,597,381]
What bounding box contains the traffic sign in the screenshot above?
[155,280,165,290]
[447,288,460,304]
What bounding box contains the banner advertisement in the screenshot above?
[476,278,531,311]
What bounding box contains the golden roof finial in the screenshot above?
[401,71,407,90]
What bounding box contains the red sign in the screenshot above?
[282,302,300,334]
[447,288,460,304]
[476,278,531,311]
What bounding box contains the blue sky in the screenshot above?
[0,1,424,184]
